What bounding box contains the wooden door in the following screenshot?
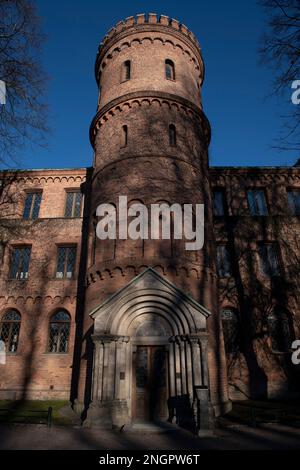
[133,346,168,422]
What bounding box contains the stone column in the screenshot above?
[199,334,209,387]
[167,337,177,424]
[174,336,182,396]
[185,337,194,400]
[168,339,176,397]
[189,333,213,436]
[115,337,129,400]
[111,336,130,427]
[91,334,112,402]
[102,336,112,401]
[195,386,213,437]
[85,334,130,428]
[114,339,122,399]
[91,340,103,401]
[189,335,202,390]
[179,338,187,395]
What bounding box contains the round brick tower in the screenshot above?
[78,13,230,430]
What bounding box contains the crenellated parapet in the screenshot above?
[95,13,204,84]
[98,13,201,54]
[100,13,200,47]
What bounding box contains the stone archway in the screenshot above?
[86,268,212,433]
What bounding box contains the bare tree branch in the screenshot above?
[0,0,48,167]
[259,0,300,151]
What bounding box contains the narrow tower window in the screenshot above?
[165,59,175,80]
[123,60,131,81]
[169,124,176,146]
[122,125,128,147]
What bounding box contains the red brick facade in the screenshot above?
[0,169,87,399]
[0,14,299,424]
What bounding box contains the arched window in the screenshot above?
[165,59,175,80]
[268,309,293,353]
[123,60,131,81]
[0,310,21,352]
[48,311,71,354]
[121,125,128,147]
[221,309,240,354]
[169,124,176,146]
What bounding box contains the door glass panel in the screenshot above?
[134,346,167,422]
[153,348,166,388]
[136,347,148,388]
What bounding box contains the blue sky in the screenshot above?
[15,0,299,169]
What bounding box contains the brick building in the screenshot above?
[0,14,299,432]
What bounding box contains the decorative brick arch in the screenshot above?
[87,268,211,431]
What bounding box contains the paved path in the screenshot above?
[0,422,300,450]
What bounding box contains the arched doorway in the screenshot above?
[86,268,211,431]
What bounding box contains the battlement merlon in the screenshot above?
[94,13,204,85]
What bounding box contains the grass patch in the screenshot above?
[0,400,74,426]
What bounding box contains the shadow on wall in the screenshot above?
[70,168,94,411]
[76,92,218,428]
[168,395,196,433]
[218,172,300,400]
[0,172,85,413]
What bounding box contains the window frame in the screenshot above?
[121,125,128,148]
[247,188,269,216]
[213,188,227,216]
[64,189,83,218]
[258,242,282,278]
[216,243,232,278]
[55,244,77,280]
[165,59,175,81]
[9,245,31,280]
[0,310,21,354]
[122,60,131,82]
[47,310,71,354]
[221,308,240,354]
[22,191,42,220]
[168,124,176,146]
[267,309,293,354]
[287,188,300,216]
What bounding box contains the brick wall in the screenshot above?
[0,169,87,400]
